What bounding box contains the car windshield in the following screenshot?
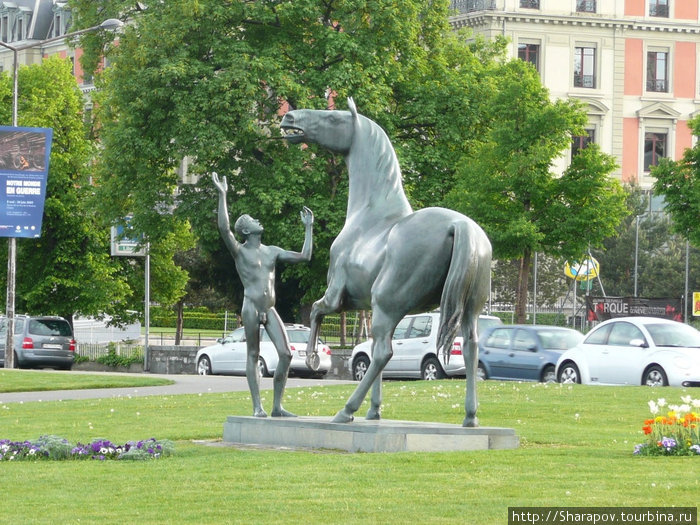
[644,322,700,348]
[28,319,72,337]
[537,329,583,350]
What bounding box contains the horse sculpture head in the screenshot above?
[280,98,359,154]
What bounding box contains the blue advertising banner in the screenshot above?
[0,126,53,238]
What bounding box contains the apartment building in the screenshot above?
[0,1,94,95]
[450,0,700,189]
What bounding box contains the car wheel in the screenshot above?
[197,356,212,376]
[642,365,668,387]
[541,365,556,383]
[421,357,446,380]
[352,355,370,382]
[558,362,581,384]
[258,357,271,378]
[477,362,487,381]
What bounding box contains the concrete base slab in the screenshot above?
[223,416,519,453]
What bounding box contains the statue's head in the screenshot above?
[235,214,263,237]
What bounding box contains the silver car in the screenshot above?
[195,324,331,377]
[0,315,76,370]
[349,312,503,381]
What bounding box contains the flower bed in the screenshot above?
[0,435,173,461]
[634,396,700,456]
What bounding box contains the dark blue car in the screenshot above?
[478,325,583,382]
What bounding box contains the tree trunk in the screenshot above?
[175,301,184,345]
[515,250,532,324]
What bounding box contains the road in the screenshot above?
[0,371,353,404]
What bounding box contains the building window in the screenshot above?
[646,51,668,92]
[649,0,669,17]
[518,43,540,72]
[644,132,666,171]
[574,47,596,88]
[576,0,596,12]
[520,0,539,8]
[572,129,595,159]
[1,16,8,42]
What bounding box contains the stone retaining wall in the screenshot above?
[75,346,354,379]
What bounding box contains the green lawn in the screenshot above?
[0,374,698,524]
[0,369,173,393]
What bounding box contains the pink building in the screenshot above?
[450,0,700,188]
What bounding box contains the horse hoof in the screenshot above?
[365,408,381,420]
[462,416,479,428]
[332,409,354,423]
[271,408,297,417]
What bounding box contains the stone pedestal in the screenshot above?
[223,416,519,453]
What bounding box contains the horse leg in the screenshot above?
[307,282,346,369]
[333,308,396,423]
[462,312,479,427]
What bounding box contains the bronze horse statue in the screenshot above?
[281,99,491,427]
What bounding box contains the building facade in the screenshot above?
[450,0,700,189]
[0,1,94,96]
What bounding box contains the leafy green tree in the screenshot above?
[446,60,628,323]
[653,115,700,245]
[0,57,130,323]
[69,0,506,318]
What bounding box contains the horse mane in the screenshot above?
[346,113,412,220]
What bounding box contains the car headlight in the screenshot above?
[673,356,691,370]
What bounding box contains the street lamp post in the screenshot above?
[1,18,122,369]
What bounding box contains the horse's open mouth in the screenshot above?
[280,126,305,143]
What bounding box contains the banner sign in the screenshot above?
[586,296,683,322]
[0,127,53,238]
[110,217,146,257]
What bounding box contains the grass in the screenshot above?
[0,369,173,393]
[0,375,698,524]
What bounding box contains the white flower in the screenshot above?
[692,399,700,409]
[648,400,659,414]
[657,398,666,407]
[681,395,692,404]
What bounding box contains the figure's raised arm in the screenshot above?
[212,172,241,256]
[277,206,314,264]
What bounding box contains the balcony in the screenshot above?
[649,4,669,17]
[576,0,596,13]
[574,74,596,88]
[450,0,497,14]
[646,79,668,92]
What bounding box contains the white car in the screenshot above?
[195,324,331,377]
[556,316,700,387]
[348,312,503,381]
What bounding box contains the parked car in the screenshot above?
[0,315,76,370]
[195,324,331,377]
[478,325,583,382]
[348,312,503,381]
[556,316,700,387]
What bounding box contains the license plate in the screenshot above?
[43,344,63,349]
[298,350,306,356]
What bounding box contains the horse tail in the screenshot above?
[436,219,489,358]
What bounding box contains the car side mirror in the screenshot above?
[528,345,538,352]
[629,338,648,348]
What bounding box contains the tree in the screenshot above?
[446,60,628,323]
[0,57,130,323]
[69,0,506,320]
[652,115,700,246]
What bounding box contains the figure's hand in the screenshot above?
[300,206,314,226]
[212,172,228,193]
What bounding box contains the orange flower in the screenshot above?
[643,425,653,435]
[644,419,655,425]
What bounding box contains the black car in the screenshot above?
[0,315,76,370]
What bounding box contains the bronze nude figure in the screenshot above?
[212,172,313,418]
